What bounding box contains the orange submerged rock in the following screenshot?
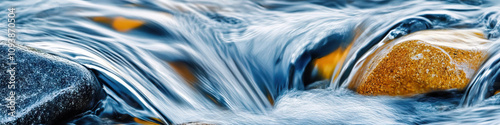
[349,29,491,96]
[92,16,145,32]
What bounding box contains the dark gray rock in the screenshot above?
[0,42,104,124]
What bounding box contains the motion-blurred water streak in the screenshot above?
[2,0,500,124]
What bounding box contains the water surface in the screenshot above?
[2,0,500,124]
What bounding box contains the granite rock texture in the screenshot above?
[0,42,104,124]
[349,29,490,96]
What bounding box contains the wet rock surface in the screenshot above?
[349,29,491,96]
[0,42,104,124]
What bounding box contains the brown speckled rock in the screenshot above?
[349,29,491,96]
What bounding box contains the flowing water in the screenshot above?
[2,0,500,124]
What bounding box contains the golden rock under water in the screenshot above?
[349,29,491,96]
[313,44,352,79]
[92,16,145,32]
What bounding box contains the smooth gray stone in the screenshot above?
[0,42,104,124]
